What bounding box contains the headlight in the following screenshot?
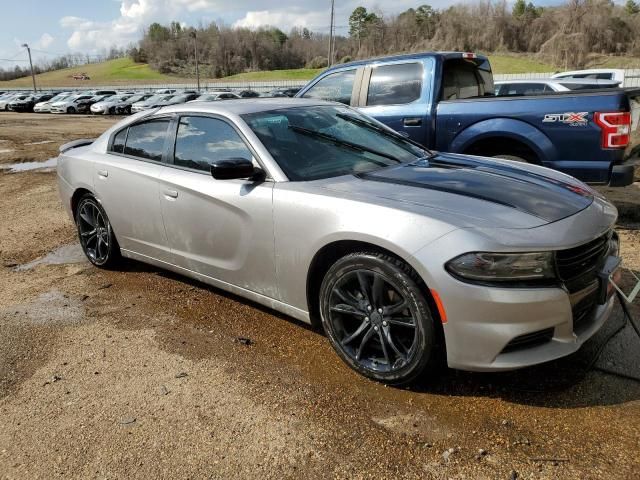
[446,252,555,283]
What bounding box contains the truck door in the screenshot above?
[356,59,434,147]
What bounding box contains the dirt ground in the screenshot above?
[0,113,639,479]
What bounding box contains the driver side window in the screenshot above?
[301,69,356,105]
[173,116,253,172]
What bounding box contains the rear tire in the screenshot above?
[75,194,121,268]
[319,252,438,385]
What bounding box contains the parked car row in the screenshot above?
[0,86,301,116]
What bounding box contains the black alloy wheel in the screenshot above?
[320,252,438,385]
[75,195,120,267]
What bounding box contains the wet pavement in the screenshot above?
[0,157,57,173]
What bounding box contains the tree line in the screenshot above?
[133,0,640,78]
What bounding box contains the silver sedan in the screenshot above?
[57,98,620,384]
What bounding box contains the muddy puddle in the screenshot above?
[0,157,57,173]
[1,290,84,326]
[15,243,87,271]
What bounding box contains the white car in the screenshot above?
[188,92,241,102]
[34,92,73,113]
[130,94,176,113]
[90,93,137,115]
[49,94,97,114]
[0,93,25,111]
[551,69,626,85]
[495,78,621,96]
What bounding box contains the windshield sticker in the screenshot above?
[542,112,588,126]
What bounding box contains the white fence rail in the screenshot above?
[4,69,640,92]
[1,79,308,94]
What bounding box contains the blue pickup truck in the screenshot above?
[296,52,639,186]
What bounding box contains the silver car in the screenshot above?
[57,99,620,384]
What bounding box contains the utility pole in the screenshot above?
[22,43,36,92]
[190,31,200,92]
[327,0,335,67]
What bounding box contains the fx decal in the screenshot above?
[542,112,588,126]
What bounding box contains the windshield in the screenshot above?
[128,94,148,102]
[242,105,427,181]
[141,94,166,104]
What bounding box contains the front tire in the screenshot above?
[319,252,437,385]
[75,194,120,268]
[67,106,76,114]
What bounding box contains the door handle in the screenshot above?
[403,117,422,127]
[163,189,178,199]
[97,170,108,178]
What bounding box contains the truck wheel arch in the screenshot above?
[449,118,556,165]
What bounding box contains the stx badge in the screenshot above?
[542,112,588,126]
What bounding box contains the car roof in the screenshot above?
[158,97,337,116]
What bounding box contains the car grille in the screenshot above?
[556,231,612,332]
[501,327,555,353]
[571,292,598,333]
[555,231,611,294]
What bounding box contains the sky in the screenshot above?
[0,0,559,69]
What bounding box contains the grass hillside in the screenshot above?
[487,54,555,74]
[2,53,638,88]
[0,58,181,88]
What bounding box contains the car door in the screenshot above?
[93,117,172,262]
[356,60,432,145]
[158,114,277,298]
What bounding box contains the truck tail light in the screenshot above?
[594,112,631,148]
[462,52,477,59]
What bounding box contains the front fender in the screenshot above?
[449,117,556,163]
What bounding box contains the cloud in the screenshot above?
[35,33,55,49]
[233,10,329,30]
[58,0,454,52]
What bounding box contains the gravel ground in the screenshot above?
[0,113,639,479]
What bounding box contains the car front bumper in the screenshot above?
[437,278,616,372]
[409,197,618,371]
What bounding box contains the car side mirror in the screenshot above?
[210,158,265,181]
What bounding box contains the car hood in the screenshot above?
[317,153,595,229]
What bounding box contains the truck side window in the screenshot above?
[366,63,422,106]
[441,58,493,100]
[301,69,356,105]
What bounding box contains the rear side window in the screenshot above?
[111,128,127,154]
[173,116,252,172]
[301,69,356,105]
[441,58,494,100]
[123,119,170,161]
[367,63,422,106]
[498,83,549,96]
